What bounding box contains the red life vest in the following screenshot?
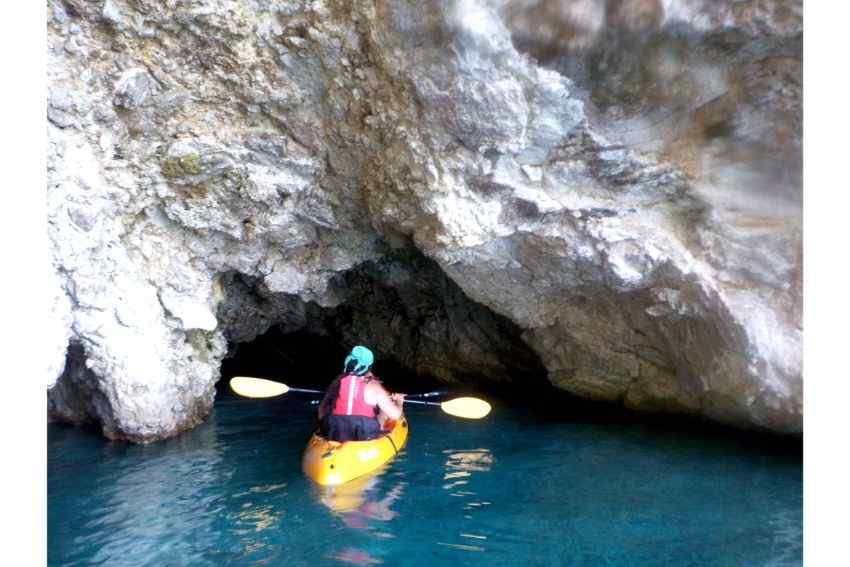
[332,373,377,417]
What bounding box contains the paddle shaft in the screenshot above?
[287,386,441,406]
[290,387,439,406]
[407,390,448,399]
[273,384,446,400]
[230,377,490,418]
[289,387,324,394]
[401,399,440,407]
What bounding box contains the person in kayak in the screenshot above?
[318,346,405,442]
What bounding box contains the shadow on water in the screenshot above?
[474,378,802,460]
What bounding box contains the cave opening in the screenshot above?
[216,321,802,454]
[218,326,446,397]
[213,249,644,430]
[213,246,800,451]
[215,246,557,408]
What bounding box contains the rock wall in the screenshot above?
[47,0,802,441]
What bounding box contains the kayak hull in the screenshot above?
[302,417,408,486]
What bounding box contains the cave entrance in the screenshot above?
[218,326,444,396]
[215,247,551,402]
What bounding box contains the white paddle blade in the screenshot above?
[439,397,492,419]
[230,377,290,398]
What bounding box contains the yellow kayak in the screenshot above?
[302,417,408,486]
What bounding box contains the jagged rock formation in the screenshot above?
[47,0,802,441]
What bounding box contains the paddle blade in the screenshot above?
[439,397,492,419]
[230,377,289,398]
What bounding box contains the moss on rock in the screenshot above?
[161,153,204,178]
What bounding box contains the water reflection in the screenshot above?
[439,449,493,554]
[444,449,494,472]
[766,507,803,565]
[442,449,493,495]
[50,399,801,566]
[309,470,406,566]
[227,481,287,561]
[233,503,280,534]
[333,547,384,566]
[314,471,406,527]
[84,421,226,565]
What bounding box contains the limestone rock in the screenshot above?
[112,68,152,110]
[47,0,802,441]
[101,0,124,28]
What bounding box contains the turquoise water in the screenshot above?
[49,391,802,566]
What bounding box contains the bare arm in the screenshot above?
[368,382,403,421]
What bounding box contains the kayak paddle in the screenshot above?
[228,377,492,419]
[402,397,492,419]
[229,377,322,397]
[406,390,449,399]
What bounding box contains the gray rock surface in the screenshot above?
[47,0,802,441]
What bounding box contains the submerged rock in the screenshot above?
[47,0,801,441]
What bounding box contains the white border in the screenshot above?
[0,1,47,564]
[804,2,849,564]
[8,1,838,564]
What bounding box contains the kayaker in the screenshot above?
[317,346,405,442]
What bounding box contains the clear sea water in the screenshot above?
[48,390,802,566]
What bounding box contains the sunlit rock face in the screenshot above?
[47,0,801,441]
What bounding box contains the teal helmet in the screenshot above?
[343,345,374,376]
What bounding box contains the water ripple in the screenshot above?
[49,401,802,566]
